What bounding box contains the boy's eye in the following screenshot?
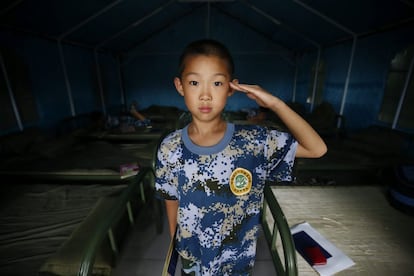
[214,81,223,86]
[189,80,198,86]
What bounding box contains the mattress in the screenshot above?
[0,140,155,181]
[0,183,126,276]
[265,186,414,275]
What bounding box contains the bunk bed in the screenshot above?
[0,118,166,275]
[0,112,164,276]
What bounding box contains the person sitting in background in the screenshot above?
[105,102,151,131]
[246,106,268,124]
[128,101,152,127]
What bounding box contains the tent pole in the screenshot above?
[57,0,123,116]
[116,55,127,111]
[399,0,414,9]
[58,0,124,40]
[392,55,414,129]
[310,47,321,112]
[292,0,354,34]
[94,1,175,112]
[58,41,76,117]
[292,57,298,103]
[240,0,319,48]
[293,0,357,127]
[339,36,357,128]
[0,0,24,16]
[0,50,23,131]
[96,0,176,48]
[240,0,320,107]
[94,50,107,116]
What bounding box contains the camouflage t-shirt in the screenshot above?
[155,123,297,275]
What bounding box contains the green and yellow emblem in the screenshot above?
[230,167,252,196]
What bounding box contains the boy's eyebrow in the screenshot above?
[183,72,228,78]
[183,72,199,77]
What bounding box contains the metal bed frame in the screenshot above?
[262,184,298,276]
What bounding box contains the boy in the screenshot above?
[155,39,327,275]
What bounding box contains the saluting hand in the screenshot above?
[229,82,281,109]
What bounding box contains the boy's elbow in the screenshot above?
[296,140,328,158]
[312,142,328,158]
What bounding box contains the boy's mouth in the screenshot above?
[199,106,212,113]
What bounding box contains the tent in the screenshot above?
[1,0,413,133]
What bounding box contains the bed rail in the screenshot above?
[262,184,298,276]
[77,167,154,276]
[39,167,156,276]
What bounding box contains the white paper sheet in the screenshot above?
[291,222,355,276]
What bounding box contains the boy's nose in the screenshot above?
[199,86,212,101]
[200,94,211,101]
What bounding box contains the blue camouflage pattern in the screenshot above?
[155,123,297,275]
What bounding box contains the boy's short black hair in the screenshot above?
[177,39,234,78]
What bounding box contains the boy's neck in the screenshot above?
[187,119,227,147]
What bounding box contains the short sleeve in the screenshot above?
[265,130,298,183]
[155,132,180,200]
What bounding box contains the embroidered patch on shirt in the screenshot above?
[230,167,252,196]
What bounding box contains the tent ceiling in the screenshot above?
[1,0,413,53]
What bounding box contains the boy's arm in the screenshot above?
[267,98,326,158]
[165,199,179,239]
[229,82,327,158]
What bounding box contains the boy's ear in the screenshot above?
[228,79,239,96]
[174,77,184,96]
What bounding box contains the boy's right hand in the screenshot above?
[229,82,282,110]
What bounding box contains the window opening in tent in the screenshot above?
[379,45,414,130]
[307,60,325,109]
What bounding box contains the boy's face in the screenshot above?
[174,54,236,123]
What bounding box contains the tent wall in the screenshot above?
[321,26,414,130]
[121,6,295,112]
[0,30,122,134]
[1,10,413,135]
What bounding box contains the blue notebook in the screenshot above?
[293,230,332,265]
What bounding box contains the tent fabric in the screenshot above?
[1,0,412,54]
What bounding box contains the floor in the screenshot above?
[112,201,277,276]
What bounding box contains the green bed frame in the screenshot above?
[262,184,298,276]
[39,167,157,276]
